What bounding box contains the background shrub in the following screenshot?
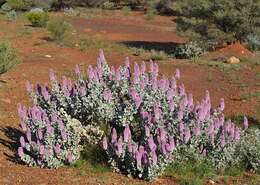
[173,0,260,46]
[246,34,260,52]
[47,16,72,41]
[173,41,204,59]
[0,41,19,74]
[6,0,33,11]
[236,129,260,172]
[27,9,48,27]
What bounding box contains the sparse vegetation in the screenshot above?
[0,40,19,74]
[26,9,48,27]
[47,16,72,41]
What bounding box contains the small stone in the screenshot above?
[44,55,52,58]
[209,180,215,184]
[226,56,240,64]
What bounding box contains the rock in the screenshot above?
[209,180,215,184]
[226,56,240,64]
[44,55,52,58]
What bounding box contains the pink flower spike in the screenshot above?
[243,116,248,130]
[18,147,24,157]
[102,137,108,150]
[175,69,180,80]
[123,125,131,142]
[25,81,32,92]
[75,65,80,76]
[111,128,117,143]
[219,98,225,111]
[125,57,130,68]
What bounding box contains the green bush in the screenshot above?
[6,9,17,20]
[173,41,204,59]
[0,41,19,74]
[102,1,116,9]
[27,10,48,27]
[6,0,33,11]
[237,129,260,172]
[173,0,260,45]
[47,16,72,41]
[246,34,260,51]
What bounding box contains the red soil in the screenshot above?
[0,11,259,185]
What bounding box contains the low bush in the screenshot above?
[27,9,48,27]
[0,40,19,74]
[47,16,72,41]
[18,50,250,181]
[6,9,16,20]
[6,0,33,11]
[246,34,260,52]
[236,128,260,172]
[102,1,116,10]
[173,41,204,59]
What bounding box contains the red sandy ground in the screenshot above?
[0,10,259,185]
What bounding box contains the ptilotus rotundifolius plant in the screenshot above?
[17,50,248,179]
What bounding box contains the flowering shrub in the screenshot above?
[18,50,247,180]
[17,105,81,168]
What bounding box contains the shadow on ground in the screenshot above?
[0,126,23,164]
[120,41,181,55]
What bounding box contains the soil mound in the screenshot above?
[208,43,254,59]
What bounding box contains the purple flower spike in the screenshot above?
[39,145,45,155]
[219,98,225,111]
[49,69,56,82]
[67,152,75,163]
[116,137,123,156]
[61,130,67,140]
[145,125,150,137]
[75,65,80,76]
[154,105,162,121]
[20,136,26,148]
[184,127,191,143]
[42,85,50,101]
[125,57,130,68]
[103,89,113,101]
[18,147,24,157]
[54,143,61,154]
[148,137,156,151]
[111,128,117,143]
[99,49,106,64]
[102,137,108,150]
[25,81,32,93]
[123,125,131,142]
[151,150,157,165]
[26,129,31,143]
[149,60,154,73]
[243,116,248,130]
[141,61,146,74]
[175,69,180,80]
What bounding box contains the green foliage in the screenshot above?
[1,2,12,12]
[173,0,260,45]
[173,41,204,59]
[6,0,33,11]
[236,129,260,172]
[246,34,260,51]
[122,6,131,16]
[0,40,19,74]
[102,1,116,10]
[27,10,48,27]
[6,9,16,20]
[47,16,72,41]
[150,49,168,61]
[165,158,216,185]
